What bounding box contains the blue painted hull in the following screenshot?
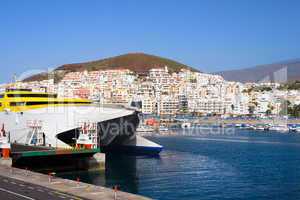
[104,145,163,156]
[102,145,163,156]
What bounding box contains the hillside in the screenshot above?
[23,53,199,82]
[215,59,300,83]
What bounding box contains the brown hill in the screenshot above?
[23,53,199,82]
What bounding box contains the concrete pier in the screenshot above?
[0,164,151,200]
[0,158,12,167]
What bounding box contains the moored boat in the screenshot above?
[136,125,155,134]
[159,126,169,132]
[269,125,289,132]
[181,122,191,129]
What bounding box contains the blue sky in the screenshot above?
[0,0,300,83]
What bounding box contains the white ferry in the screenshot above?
[0,88,162,155]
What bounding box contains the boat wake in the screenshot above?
[192,137,300,146]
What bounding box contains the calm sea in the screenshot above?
[58,129,300,200]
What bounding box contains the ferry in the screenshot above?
[0,88,163,155]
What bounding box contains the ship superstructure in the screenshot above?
[0,88,92,112]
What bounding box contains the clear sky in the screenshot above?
[1,0,300,83]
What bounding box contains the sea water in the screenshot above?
[58,129,300,200]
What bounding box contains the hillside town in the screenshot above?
[1,66,299,118]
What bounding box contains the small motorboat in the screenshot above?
[159,126,169,132]
[181,122,191,129]
[269,125,289,132]
[136,125,155,134]
[255,124,265,131]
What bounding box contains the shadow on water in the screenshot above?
[19,153,161,195]
[103,153,159,193]
[105,154,139,193]
[13,155,100,173]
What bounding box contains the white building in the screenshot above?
[142,97,156,114]
[158,95,179,115]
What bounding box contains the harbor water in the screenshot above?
[58,128,300,200]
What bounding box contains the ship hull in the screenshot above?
[102,136,163,156]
